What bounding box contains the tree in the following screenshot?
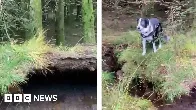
[76,0,82,21]
[65,0,75,24]
[56,0,65,45]
[82,0,96,44]
[0,0,2,13]
[30,0,42,34]
[192,0,196,29]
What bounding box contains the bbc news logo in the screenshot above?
[4,94,57,102]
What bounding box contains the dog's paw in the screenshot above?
[158,44,162,49]
[142,52,146,56]
[153,50,157,53]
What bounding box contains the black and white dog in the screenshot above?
[137,18,169,56]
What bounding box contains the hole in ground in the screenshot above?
[103,44,196,110]
[128,77,196,110]
[0,69,97,110]
[129,77,164,106]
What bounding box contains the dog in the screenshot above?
[137,18,169,56]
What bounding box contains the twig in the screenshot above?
[74,36,83,46]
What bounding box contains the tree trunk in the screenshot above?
[21,0,31,40]
[82,0,96,44]
[192,0,196,29]
[30,0,42,34]
[0,0,2,13]
[56,0,65,46]
[65,0,75,24]
[76,0,82,21]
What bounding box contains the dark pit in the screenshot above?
[0,69,97,110]
[129,77,196,110]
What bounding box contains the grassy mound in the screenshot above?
[0,31,97,95]
[103,30,196,109]
[118,31,196,101]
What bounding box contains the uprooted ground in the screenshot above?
[102,10,196,110]
[0,33,96,95]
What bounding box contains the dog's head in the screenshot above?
[137,18,150,34]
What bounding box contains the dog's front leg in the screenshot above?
[158,38,162,49]
[142,39,146,56]
[152,42,157,53]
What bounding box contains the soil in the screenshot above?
[102,44,119,72]
[158,88,196,110]
[102,11,137,33]
[102,11,137,39]
[45,48,97,72]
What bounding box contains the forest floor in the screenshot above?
[102,10,196,110]
[45,21,83,46]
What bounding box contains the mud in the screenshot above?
[0,69,97,110]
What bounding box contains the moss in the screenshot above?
[82,0,96,43]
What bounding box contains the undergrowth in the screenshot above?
[110,30,196,103]
[0,31,51,94]
[102,71,155,110]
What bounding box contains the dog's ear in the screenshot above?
[144,18,149,27]
[137,18,140,23]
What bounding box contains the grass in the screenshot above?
[0,31,51,94]
[103,30,196,109]
[119,31,196,101]
[102,71,155,110]
[57,44,97,57]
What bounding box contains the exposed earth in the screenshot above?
[102,10,196,110]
